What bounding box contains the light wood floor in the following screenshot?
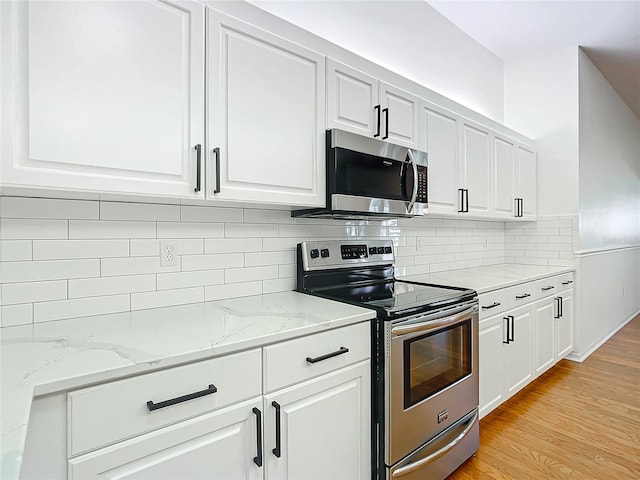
[450,315,640,479]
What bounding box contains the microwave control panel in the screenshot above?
[416,167,427,203]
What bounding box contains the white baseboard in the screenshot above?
[566,307,640,362]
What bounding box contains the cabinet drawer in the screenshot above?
[555,272,574,292]
[478,289,508,320]
[68,348,262,457]
[263,322,370,393]
[503,283,536,308]
[531,277,559,299]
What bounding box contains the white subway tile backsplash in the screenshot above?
[181,205,243,223]
[205,281,262,301]
[205,238,262,254]
[0,197,577,327]
[157,270,224,290]
[33,295,130,322]
[69,275,156,298]
[182,253,244,272]
[225,266,278,284]
[0,240,32,261]
[101,257,180,277]
[1,219,68,239]
[1,304,33,327]
[2,280,67,305]
[100,202,180,222]
[0,197,98,219]
[33,239,129,260]
[70,220,155,239]
[157,222,224,239]
[131,287,204,311]
[130,239,204,257]
[2,259,99,283]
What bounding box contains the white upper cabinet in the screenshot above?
[207,9,325,207]
[420,101,461,215]
[492,134,537,220]
[327,60,419,148]
[460,119,492,217]
[1,0,205,198]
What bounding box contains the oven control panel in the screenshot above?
[298,240,394,271]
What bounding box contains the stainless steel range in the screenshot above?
[296,240,479,480]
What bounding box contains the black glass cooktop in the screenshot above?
[316,280,476,318]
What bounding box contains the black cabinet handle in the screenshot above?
[146,384,217,412]
[509,315,515,342]
[542,286,555,291]
[555,297,562,319]
[503,316,510,344]
[382,108,389,139]
[520,198,524,217]
[306,346,349,364]
[515,293,531,299]
[194,144,202,193]
[458,189,465,213]
[514,198,519,217]
[272,401,281,458]
[253,407,263,467]
[212,147,221,194]
[464,189,469,212]
[374,105,381,137]
[559,296,563,318]
[481,302,501,309]
[562,280,573,285]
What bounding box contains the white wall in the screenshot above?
[504,46,579,216]
[247,0,504,122]
[578,50,640,251]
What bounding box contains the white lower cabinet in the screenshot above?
[68,398,263,480]
[263,362,371,480]
[479,273,574,419]
[65,323,371,480]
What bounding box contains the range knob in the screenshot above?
[310,249,319,259]
[320,249,330,258]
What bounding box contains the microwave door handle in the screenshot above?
[406,149,418,213]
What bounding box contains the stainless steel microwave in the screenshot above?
[292,129,428,219]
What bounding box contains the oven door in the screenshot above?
[385,301,479,466]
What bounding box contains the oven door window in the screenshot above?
[403,320,472,409]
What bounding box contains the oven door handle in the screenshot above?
[391,410,479,478]
[391,305,478,336]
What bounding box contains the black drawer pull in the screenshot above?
[253,407,263,467]
[515,293,531,299]
[306,347,349,364]
[541,286,555,291]
[147,384,217,411]
[194,144,202,193]
[481,302,501,309]
[562,280,573,285]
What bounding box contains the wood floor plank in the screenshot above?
[448,315,640,479]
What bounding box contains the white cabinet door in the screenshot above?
[68,398,263,480]
[460,119,492,217]
[556,290,574,360]
[493,134,517,219]
[1,0,205,198]
[534,298,556,376]
[208,9,325,207]
[505,304,534,398]
[517,145,537,220]
[479,315,506,419]
[263,362,370,480]
[326,59,379,138]
[420,101,461,215]
[379,82,419,148]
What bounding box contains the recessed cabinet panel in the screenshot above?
[517,146,537,220]
[380,82,419,148]
[505,305,534,398]
[461,121,492,216]
[208,9,325,206]
[534,299,555,375]
[478,316,506,418]
[556,291,574,359]
[2,0,205,197]
[327,60,378,136]
[493,135,517,218]
[421,102,460,214]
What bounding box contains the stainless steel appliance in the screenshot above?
[292,129,428,219]
[296,240,479,480]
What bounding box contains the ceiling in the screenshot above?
[428,0,640,119]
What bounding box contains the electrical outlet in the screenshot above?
[160,241,178,267]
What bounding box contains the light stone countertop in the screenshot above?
[0,291,376,480]
[400,264,574,294]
